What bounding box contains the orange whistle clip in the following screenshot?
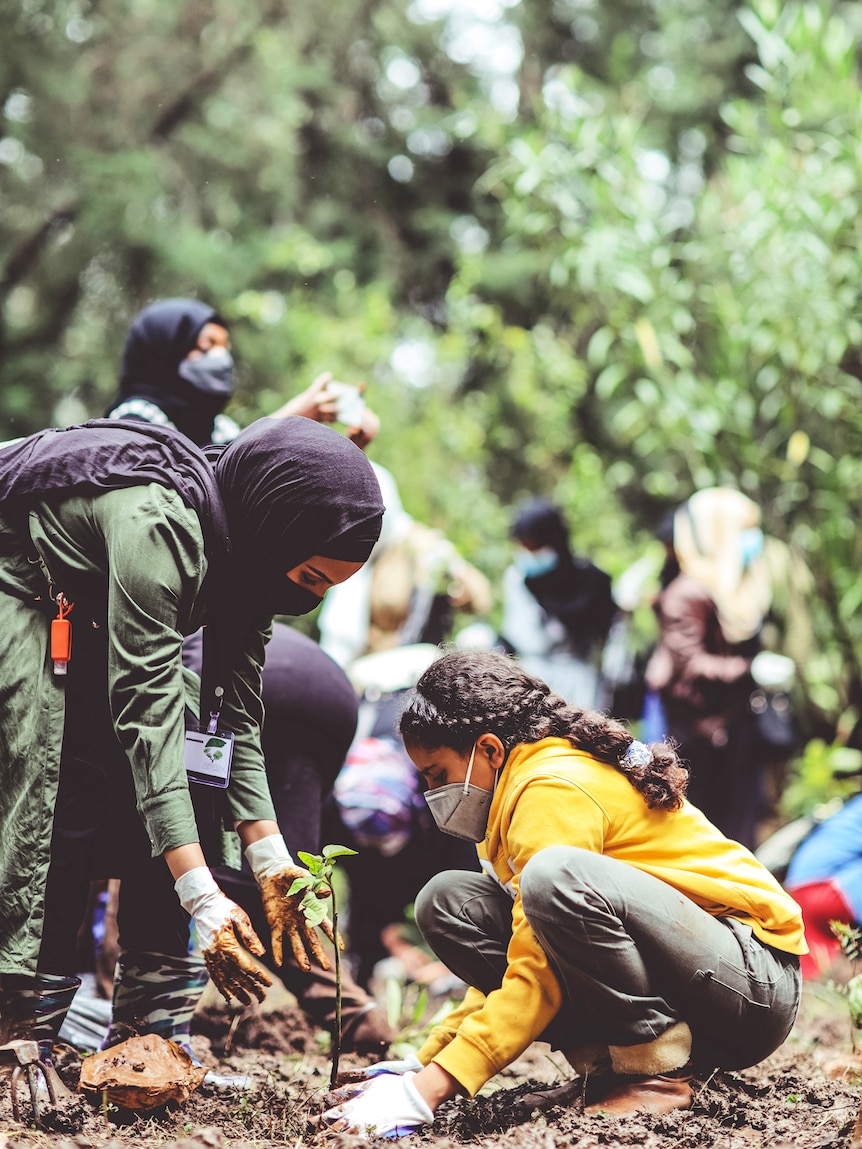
[51,593,74,675]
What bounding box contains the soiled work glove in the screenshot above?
[175,867,273,1005]
[321,1072,434,1139]
[245,834,336,971]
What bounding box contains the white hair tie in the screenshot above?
[619,740,651,771]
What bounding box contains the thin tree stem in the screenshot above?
[329,895,343,1090]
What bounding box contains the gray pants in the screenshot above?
[415,846,801,1070]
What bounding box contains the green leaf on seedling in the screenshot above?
[298,850,325,875]
[287,878,310,898]
[322,844,358,860]
[302,898,329,926]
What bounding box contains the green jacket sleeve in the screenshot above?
[33,485,277,858]
[96,487,211,853]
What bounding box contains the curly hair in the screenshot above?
[398,650,688,812]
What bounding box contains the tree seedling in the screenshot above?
[288,844,357,1088]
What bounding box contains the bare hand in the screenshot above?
[345,405,380,450]
[270,373,340,422]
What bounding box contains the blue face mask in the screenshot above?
[740,528,764,570]
[515,546,559,578]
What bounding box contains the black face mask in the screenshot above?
[177,347,234,399]
[276,579,325,617]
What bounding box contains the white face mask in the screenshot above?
[423,742,495,842]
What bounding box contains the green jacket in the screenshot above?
[0,483,276,975]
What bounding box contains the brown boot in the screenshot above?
[585,1072,692,1116]
[586,1021,694,1117]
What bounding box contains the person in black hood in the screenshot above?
[107,298,236,446]
[106,297,378,449]
[500,499,615,708]
[214,415,383,615]
[0,414,384,1110]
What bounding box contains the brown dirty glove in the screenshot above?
[245,834,338,970]
[174,867,273,1005]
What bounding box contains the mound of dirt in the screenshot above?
[0,981,859,1148]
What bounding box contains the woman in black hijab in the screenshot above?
[215,416,382,613]
[106,298,236,446]
[0,414,383,1108]
[500,499,615,707]
[106,297,378,449]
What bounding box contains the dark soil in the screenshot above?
[1,980,860,1149]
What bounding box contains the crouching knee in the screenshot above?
[414,870,472,938]
[520,845,598,917]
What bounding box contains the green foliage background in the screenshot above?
[3,0,862,775]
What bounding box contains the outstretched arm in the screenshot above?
[268,373,379,449]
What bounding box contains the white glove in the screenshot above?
[321,1072,434,1139]
[175,867,244,951]
[244,832,294,877]
[751,651,796,690]
[244,831,296,873]
[364,1054,425,1078]
[175,867,271,1004]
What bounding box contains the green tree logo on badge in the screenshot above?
[203,737,226,762]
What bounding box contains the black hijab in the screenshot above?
[107,298,228,446]
[512,498,614,652]
[214,416,384,615]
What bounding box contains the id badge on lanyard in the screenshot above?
[184,686,234,788]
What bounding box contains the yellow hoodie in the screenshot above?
[418,737,805,1096]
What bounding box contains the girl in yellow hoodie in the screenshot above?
[322,650,804,1137]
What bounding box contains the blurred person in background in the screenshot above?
[317,472,492,991]
[179,624,394,1054]
[500,498,615,708]
[783,792,862,980]
[755,536,815,839]
[105,296,379,449]
[318,463,492,670]
[644,488,794,850]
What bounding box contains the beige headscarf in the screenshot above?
[673,487,772,645]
